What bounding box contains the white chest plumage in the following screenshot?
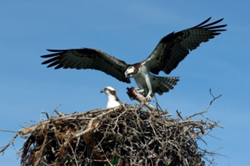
[106,94,121,108]
[133,66,152,88]
[127,64,154,100]
[101,86,121,108]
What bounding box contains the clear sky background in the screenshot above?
[0,1,249,165]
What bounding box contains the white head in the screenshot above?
[100,86,121,108]
[125,66,138,78]
[100,86,117,97]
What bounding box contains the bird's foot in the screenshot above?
[134,88,145,94]
[145,94,152,101]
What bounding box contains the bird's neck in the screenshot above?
[107,94,120,103]
[107,94,121,108]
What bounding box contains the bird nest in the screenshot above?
[12,103,219,166]
[0,90,222,166]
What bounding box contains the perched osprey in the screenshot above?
[41,17,227,101]
[100,86,122,108]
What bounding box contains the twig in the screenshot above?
[187,89,222,119]
[75,105,123,138]
[0,134,19,153]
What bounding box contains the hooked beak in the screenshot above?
[125,71,131,78]
[100,89,104,93]
[124,71,128,78]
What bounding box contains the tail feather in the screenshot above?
[153,76,179,95]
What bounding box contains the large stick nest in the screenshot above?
[17,102,220,166]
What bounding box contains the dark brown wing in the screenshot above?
[41,48,130,83]
[143,17,227,74]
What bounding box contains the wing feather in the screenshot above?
[41,48,130,83]
[144,17,227,74]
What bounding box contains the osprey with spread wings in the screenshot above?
[41,17,227,101]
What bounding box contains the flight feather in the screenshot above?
[144,17,227,74]
[41,48,130,83]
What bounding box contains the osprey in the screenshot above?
[100,86,122,108]
[41,17,227,100]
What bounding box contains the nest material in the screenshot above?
[19,103,220,166]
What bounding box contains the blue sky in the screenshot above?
[0,1,249,165]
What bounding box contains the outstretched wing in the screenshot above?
[41,48,130,83]
[144,17,227,74]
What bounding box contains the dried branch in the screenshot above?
[187,88,222,119]
[0,134,19,153]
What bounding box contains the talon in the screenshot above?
[134,88,144,93]
[146,95,152,101]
